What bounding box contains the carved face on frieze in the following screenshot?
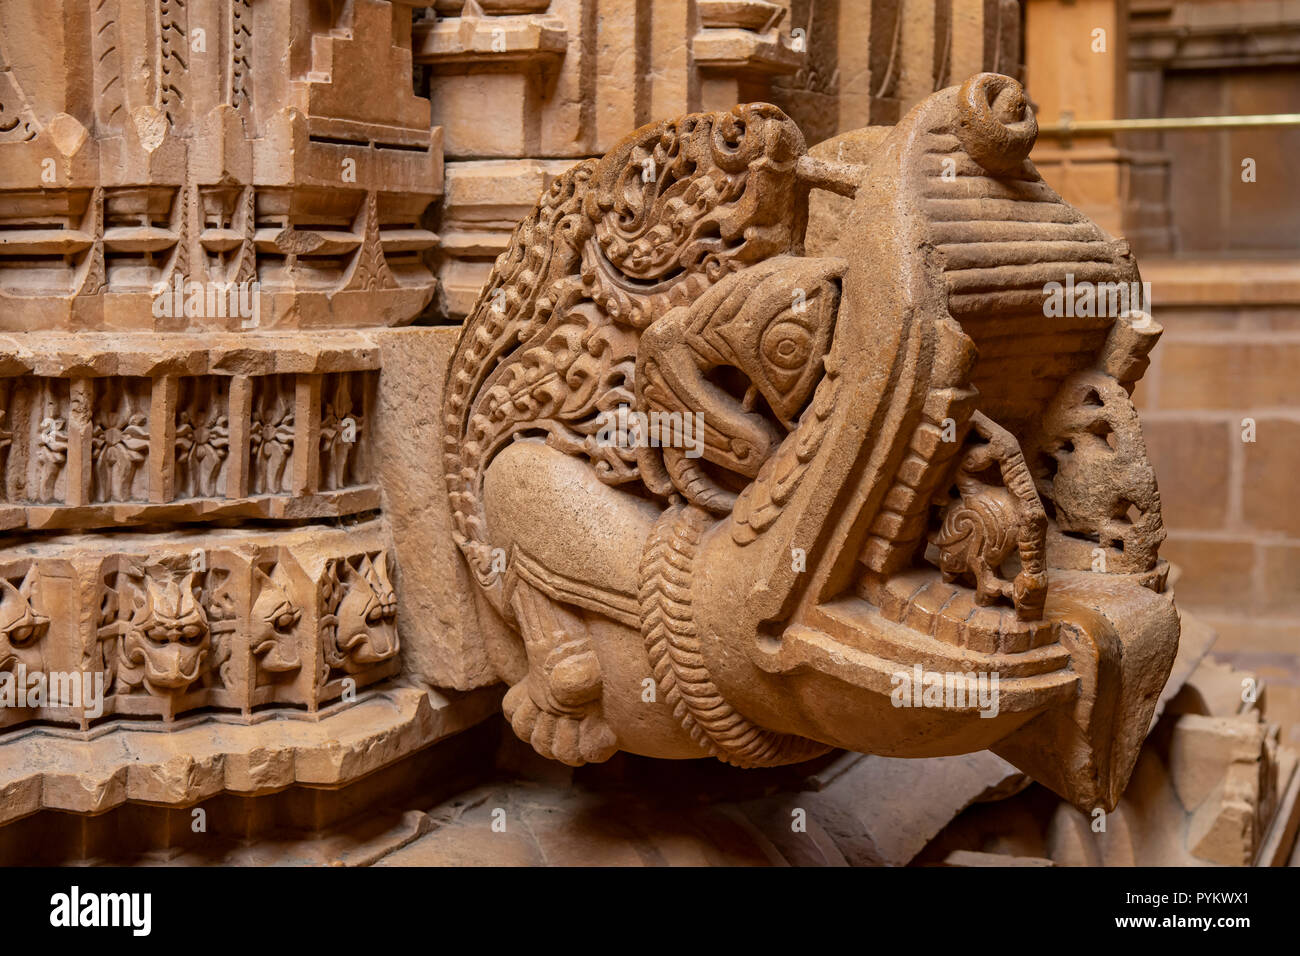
[119,571,210,696]
[322,552,397,675]
[250,563,303,676]
[0,567,49,674]
[444,74,1180,814]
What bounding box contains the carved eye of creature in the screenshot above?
[761,316,814,395]
[273,608,301,631]
[180,623,204,645]
[6,624,36,645]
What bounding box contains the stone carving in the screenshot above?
[0,522,398,727]
[320,373,367,491]
[250,561,304,679]
[91,378,149,502]
[321,551,399,677]
[176,377,231,499]
[0,566,48,676]
[933,412,1048,619]
[116,567,212,700]
[250,377,296,496]
[33,380,70,504]
[445,74,1181,813]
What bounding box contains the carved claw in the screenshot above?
[502,679,618,766]
[1013,569,1048,621]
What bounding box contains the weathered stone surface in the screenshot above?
[0,685,500,824]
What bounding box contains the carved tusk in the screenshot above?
[795,155,864,198]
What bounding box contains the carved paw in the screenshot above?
[502,679,618,766]
[1013,569,1048,621]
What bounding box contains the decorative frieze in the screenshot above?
[1,521,399,728]
[0,334,380,531]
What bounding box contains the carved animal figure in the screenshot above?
[322,552,397,676]
[443,74,1180,813]
[933,412,1048,619]
[118,571,210,697]
[250,563,303,676]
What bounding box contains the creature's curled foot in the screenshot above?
[501,638,618,766]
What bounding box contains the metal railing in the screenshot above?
[1038,113,1300,138]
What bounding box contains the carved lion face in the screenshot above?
[121,572,210,696]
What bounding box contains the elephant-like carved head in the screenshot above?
[445,75,1179,812]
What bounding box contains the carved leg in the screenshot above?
[501,580,617,766]
[971,553,1005,607]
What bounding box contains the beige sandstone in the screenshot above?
[0,0,1290,871]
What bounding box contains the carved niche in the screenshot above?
[444,74,1181,813]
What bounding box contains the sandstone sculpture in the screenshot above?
[0,0,1215,867]
[445,72,1180,813]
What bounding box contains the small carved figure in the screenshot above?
[250,397,294,494]
[33,403,68,503]
[933,412,1049,620]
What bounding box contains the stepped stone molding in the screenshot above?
[0,685,502,823]
[0,0,443,331]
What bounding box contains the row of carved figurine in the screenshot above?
[0,370,374,516]
[0,523,399,728]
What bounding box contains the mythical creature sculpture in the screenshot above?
[321,551,398,677]
[443,74,1180,812]
[117,570,211,698]
[250,562,304,678]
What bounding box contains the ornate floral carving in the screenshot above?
[91,379,149,502]
[250,375,295,495]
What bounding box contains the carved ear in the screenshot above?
[0,576,20,608]
[17,565,39,600]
